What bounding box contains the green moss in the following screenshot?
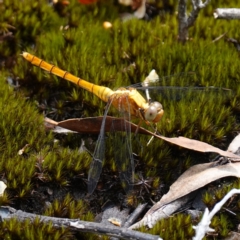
[200,180,240,238]
[144,213,194,239]
[0,71,54,196]
[44,193,94,220]
[202,191,217,208]
[210,214,233,238]
[0,75,53,153]
[41,149,91,186]
[0,217,74,240]
[0,0,63,57]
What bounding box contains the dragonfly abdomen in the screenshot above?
[22,52,114,102]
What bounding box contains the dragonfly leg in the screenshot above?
[147,123,158,146]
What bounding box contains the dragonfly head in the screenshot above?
[144,101,164,123]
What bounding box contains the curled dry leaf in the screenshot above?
[130,161,240,229]
[48,116,240,159]
[149,161,240,214]
[227,134,240,153]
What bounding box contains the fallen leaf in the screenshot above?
[44,116,240,160]
[130,161,240,229]
[56,116,149,135]
[154,135,240,160]
[147,161,240,215]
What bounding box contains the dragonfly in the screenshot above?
[22,52,164,194]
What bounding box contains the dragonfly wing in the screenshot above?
[111,96,134,193]
[129,71,232,102]
[88,95,135,194]
[132,85,233,103]
[87,134,105,194]
[88,100,112,194]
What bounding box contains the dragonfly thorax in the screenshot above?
[110,88,164,123]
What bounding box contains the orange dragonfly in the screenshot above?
[22,52,164,194]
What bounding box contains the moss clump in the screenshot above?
[0,74,53,157]
[40,149,91,186]
[210,213,233,239]
[0,0,63,57]
[0,72,52,199]
[144,213,194,239]
[0,217,74,240]
[200,179,240,238]
[44,193,94,220]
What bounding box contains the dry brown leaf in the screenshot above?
[154,135,240,160]
[130,161,240,229]
[56,116,150,135]
[44,117,240,159]
[147,161,240,215]
[44,117,58,130]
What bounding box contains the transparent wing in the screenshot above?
[139,85,233,102]
[111,96,134,193]
[129,71,232,102]
[88,99,113,194]
[88,95,135,194]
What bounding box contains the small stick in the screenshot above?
[124,203,148,228]
[0,206,161,240]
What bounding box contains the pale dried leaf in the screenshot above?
[155,135,240,160]
[147,161,240,215]
[227,134,240,153]
[130,161,240,229]
[108,217,122,227]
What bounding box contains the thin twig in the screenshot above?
[211,32,227,43]
[193,189,240,240]
[124,203,148,228]
[0,206,161,240]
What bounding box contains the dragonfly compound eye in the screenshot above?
[144,101,164,123]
